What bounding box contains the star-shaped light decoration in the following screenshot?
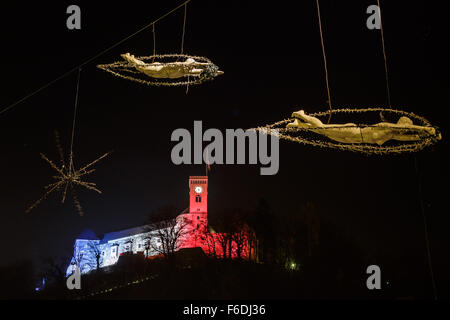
[26,131,111,216]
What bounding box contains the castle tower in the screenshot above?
[178,176,209,249]
[189,176,208,213]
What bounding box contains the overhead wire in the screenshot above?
[0,0,192,117]
[377,0,392,108]
[315,0,333,124]
[69,68,82,172]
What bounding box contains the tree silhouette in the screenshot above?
[147,205,189,258]
[86,240,103,271]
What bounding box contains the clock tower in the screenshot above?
[178,176,209,249]
[189,176,208,213]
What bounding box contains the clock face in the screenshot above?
[194,186,203,194]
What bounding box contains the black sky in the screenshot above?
[0,0,448,293]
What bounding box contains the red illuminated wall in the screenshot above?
[177,213,208,249]
[177,176,252,260]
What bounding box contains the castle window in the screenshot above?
[111,246,118,258]
[196,195,201,203]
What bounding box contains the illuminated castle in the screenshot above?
[67,176,251,275]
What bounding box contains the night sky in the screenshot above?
[1,0,448,293]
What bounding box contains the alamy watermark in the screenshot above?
[366,5,381,30]
[171,122,279,175]
[366,265,381,290]
[66,266,81,290]
[66,5,81,30]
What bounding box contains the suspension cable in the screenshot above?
[152,23,156,62]
[315,0,333,124]
[181,2,188,54]
[377,0,392,108]
[181,2,189,93]
[69,68,82,172]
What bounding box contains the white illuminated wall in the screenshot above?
[66,228,168,276]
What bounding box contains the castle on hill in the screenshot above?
[67,176,253,275]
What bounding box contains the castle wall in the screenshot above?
[67,176,252,276]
